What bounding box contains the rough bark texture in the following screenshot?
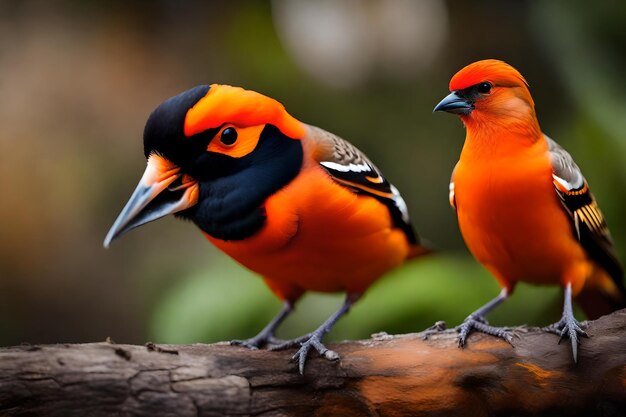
[1,310,625,417]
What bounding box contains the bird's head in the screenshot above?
[104,84,305,247]
[433,59,538,131]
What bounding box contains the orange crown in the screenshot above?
[184,84,305,139]
[449,59,529,91]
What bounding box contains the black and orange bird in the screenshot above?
[434,60,625,360]
[104,84,427,373]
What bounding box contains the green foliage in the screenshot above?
[150,252,565,344]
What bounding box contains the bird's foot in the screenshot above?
[269,332,339,374]
[421,320,448,340]
[231,333,282,350]
[292,332,339,375]
[268,333,312,351]
[543,315,588,362]
[456,314,514,347]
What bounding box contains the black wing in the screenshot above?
[547,135,624,291]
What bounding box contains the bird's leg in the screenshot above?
[231,301,293,350]
[543,283,588,362]
[457,288,513,347]
[271,293,361,375]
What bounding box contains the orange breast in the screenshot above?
[206,165,412,297]
[455,139,589,293]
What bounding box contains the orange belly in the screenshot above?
[455,145,589,294]
[206,165,412,298]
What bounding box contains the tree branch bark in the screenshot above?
[1,310,625,416]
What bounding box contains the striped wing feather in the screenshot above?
[308,125,418,245]
[546,136,624,291]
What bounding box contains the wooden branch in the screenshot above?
[1,310,625,417]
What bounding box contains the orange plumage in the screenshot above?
[208,167,412,296]
[435,59,625,361]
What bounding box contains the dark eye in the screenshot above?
[220,127,238,146]
[477,82,492,94]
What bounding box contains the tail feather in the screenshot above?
[576,269,626,320]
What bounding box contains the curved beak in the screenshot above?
[433,91,473,115]
[103,154,198,248]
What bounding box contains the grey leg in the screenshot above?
[231,301,293,349]
[271,293,361,375]
[457,288,513,347]
[543,283,588,362]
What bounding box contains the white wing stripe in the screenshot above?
[545,134,585,190]
[320,161,372,173]
[552,174,579,191]
[449,181,456,208]
[390,184,410,223]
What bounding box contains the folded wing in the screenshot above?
[310,125,418,245]
[547,135,624,292]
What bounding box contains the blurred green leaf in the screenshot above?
[149,255,278,343]
[150,252,567,344]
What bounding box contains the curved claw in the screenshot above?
[457,315,514,347]
[545,317,588,342]
[291,334,339,375]
[546,316,588,362]
[547,283,588,362]
[557,323,587,344]
[271,293,357,374]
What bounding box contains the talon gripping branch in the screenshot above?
[105,84,428,374]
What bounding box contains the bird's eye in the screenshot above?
[220,127,238,146]
[477,82,492,94]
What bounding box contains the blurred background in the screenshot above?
[1,0,624,346]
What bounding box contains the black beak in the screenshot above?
[433,91,473,115]
[103,155,198,248]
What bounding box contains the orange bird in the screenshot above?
[434,60,625,360]
[104,84,427,373]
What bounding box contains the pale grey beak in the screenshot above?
[103,155,197,248]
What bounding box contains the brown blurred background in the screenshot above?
[0,0,624,346]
